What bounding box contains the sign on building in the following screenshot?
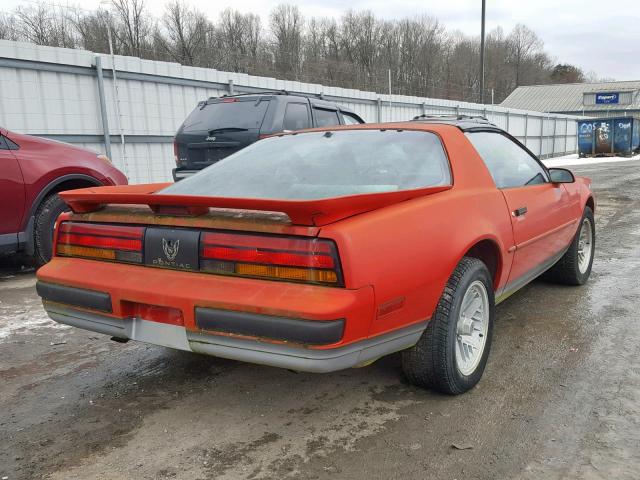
[595,92,620,104]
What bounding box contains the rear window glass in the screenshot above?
[160,129,451,200]
[181,99,270,133]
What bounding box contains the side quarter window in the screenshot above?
[313,108,341,128]
[0,136,8,150]
[283,103,311,131]
[341,112,363,125]
[466,132,548,188]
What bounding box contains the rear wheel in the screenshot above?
[402,257,495,394]
[33,193,69,267]
[542,206,595,285]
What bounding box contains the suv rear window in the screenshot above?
[161,129,451,200]
[181,98,270,133]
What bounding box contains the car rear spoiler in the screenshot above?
[59,183,452,227]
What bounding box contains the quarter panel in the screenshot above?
[321,188,514,337]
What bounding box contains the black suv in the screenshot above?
[172,91,365,180]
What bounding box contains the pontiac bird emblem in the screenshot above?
[162,238,180,261]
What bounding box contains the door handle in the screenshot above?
[512,207,528,217]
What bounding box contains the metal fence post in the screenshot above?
[524,113,529,148]
[228,79,234,95]
[506,111,510,133]
[94,56,112,160]
[540,115,545,157]
[564,118,569,154]
[422,102,427,116]
[551,116,557,157]
[377,98,382,123]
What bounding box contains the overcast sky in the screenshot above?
[6,0,640,80]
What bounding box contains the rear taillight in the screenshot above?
[54,222,343,287]
[56,222,144,264]
[200,232,343,286]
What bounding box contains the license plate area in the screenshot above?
[125,318,190,351]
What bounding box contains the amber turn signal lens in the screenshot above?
[235,263,338,283]
[57,244,116,260]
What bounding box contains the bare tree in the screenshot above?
[507,24,543,87]
[14,4,75,47]
[270,4,303,77]
[157,1,210,65]
[0,12,19,41]
[109,0,152,57]
[217,9,262,72]
[71,8,113,54]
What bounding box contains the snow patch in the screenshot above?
[0,304,70,341]
[543,153,640,168]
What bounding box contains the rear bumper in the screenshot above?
[43,303,426,373]
[37,280,346,346]
[36,257,427,371]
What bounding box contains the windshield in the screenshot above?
[181,98,270,133]
[160,129,451,200]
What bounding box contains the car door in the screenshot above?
[0,133,26,242]
[467,131,577,287]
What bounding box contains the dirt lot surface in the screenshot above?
[1,160,639,480]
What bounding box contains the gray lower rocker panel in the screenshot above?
[43,303,427,373]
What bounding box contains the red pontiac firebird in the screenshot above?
[36,117,595,394]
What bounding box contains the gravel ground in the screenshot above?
[1,159,639,480]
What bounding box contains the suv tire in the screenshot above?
[34,193,68,267]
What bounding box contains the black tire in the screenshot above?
[542,206,595,286]
[33,193,69,267]
[402,257,495,395]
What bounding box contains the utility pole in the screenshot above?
[101,2,128,179]
[480,0,486,104]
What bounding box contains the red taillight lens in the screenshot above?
[56,222,144,263]
[200,232,343,286]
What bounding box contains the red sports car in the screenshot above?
[0,127,127,265]
[36,117,595,394]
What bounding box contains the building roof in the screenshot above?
[501,80,640,113]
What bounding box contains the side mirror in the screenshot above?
[548,168,575,184]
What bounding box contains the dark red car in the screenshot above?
[0,127,127,265]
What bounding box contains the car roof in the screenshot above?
[206,90,360,115]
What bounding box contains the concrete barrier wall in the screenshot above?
[0,40,581,183]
